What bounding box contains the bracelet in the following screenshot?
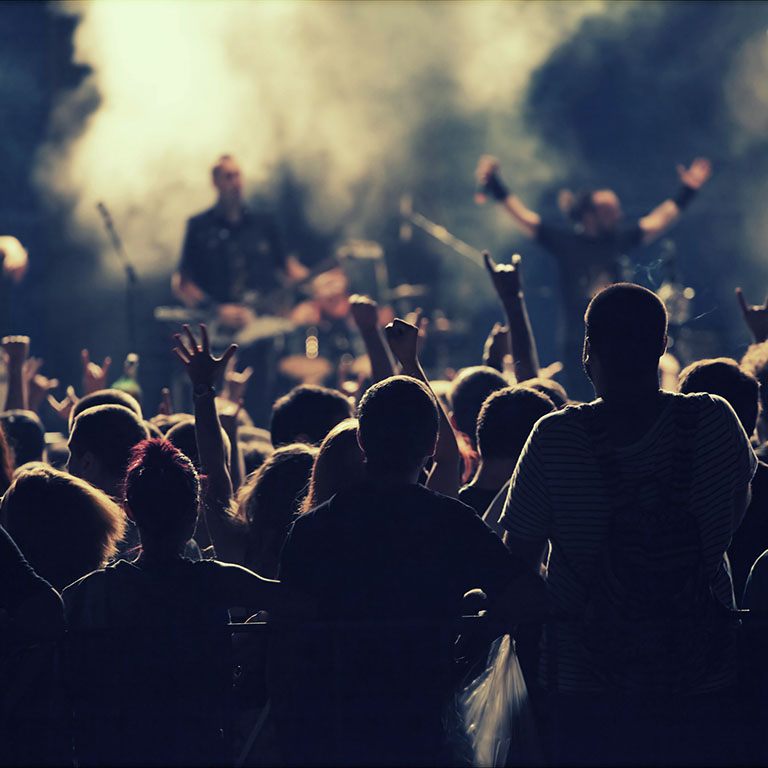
[484,174,510,202]
[673,184,697,210]
[193,384,216,399]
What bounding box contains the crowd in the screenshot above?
[2,183,768,766]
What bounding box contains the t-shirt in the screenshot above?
[64,558,237,766]
[274,481,525,765]
[179,206,286,305]
[500,392,757,694]
[536,221,644,323]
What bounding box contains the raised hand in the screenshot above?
[2,335,31,410]
[47,386,78,422]
[1,335,30,366]
[484,250,523,303]
[349,294,380,332]
[173,324,237,392]
[384,318,420,372]
[223,353,253,404]
[25,358,59,413]
[81,349,112,394]
[676,157,711,190]
[475,155,501,187]
[736,287,768,344]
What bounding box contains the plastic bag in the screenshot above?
[451,634,542,767]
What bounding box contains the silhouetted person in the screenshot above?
[272,375,546,766]
[500,283,756,765]
[476,155,711,399]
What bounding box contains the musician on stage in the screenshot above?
[475,155,711,399]
[171,155,307,424]
[172,154,307,328]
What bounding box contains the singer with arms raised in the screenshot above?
[475,155,710,400]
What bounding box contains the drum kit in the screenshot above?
[154,239,435,388]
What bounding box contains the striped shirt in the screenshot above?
[500,392,757,694]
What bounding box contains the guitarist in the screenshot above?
[172,154,308,328]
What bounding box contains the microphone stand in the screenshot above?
[96,202,139,352]
[399,194,485,267]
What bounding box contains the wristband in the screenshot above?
[193,384,216,399]
[673,184,697,210]
[483,174,510,202]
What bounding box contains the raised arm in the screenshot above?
[736,287,768,345]
[638,157,711,245]
[349,294,396,383]
[483,251,539,383]
[385,318,461,498]
[2,336,30,411]
[173,324,247,563]
[475,155,541,239]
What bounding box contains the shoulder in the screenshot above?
[672,390,740,423]
[528,400,597,439]
[186,207,217,229]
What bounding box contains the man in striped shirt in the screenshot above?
[500,283,756,765]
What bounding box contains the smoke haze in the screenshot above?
[35,0,615,277]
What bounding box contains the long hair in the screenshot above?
[1,465,126,590]
[301,419,365,514]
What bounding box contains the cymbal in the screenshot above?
[386,284,429,300]
[279,355,332,384]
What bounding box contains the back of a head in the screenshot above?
[69,388,143,433]
[477,386,556,462]
[521,377,569,409]
[585,283,668,375]
[69,404,149,478]
[1,464,125,590]
[270,384,353,447]
[303,418,365,512]
[678,357,759,436]
[0,410,45,466]
[123,438,199,542]
[166,418,231,471]
[238,443,317,532]
[357,376,438,475]
[447,366,508,442]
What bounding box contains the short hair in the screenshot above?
[740,341,768,419]
[1,464,125,591]
[212,154,235,181]
[447,366,508,444]
[69,389,143,433]
[0,410,45,466]
[520,377,569,409]
[123,438,199,540]
[476,386,555,461]
[584,283,668,373]
[166,418,231,471]
[69,404,149,477]
[357,376,438,473]
[302,418,365,513]
[270,385,353,447]
[678,358,759,436]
